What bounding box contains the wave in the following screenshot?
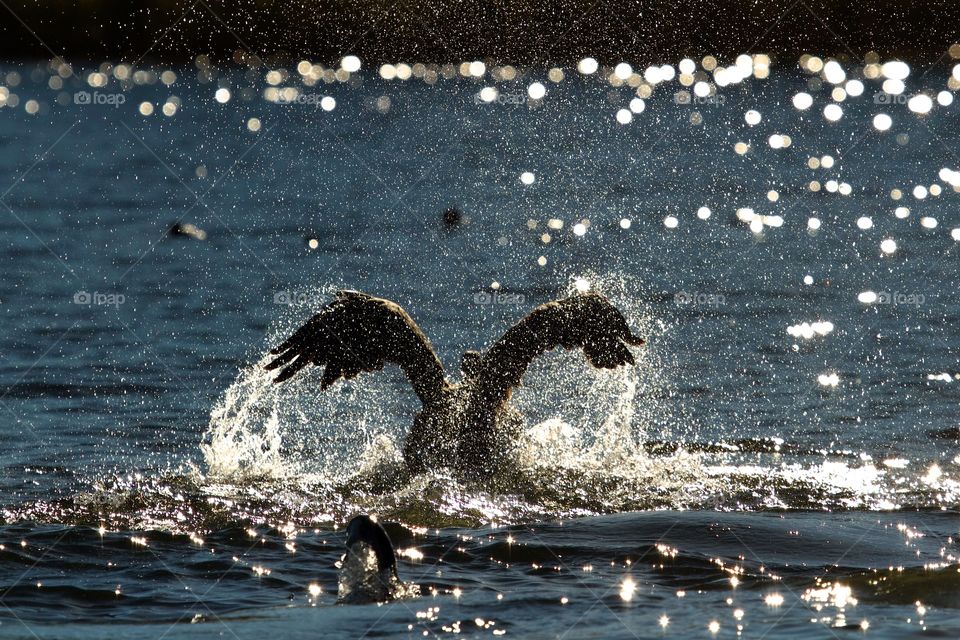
[2,283,957,532]
[4,371,956,533]
[1,509,956,627]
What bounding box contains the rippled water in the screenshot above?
[0,56,958,638]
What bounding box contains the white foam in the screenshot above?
[200,322,406,484]
[201,359,289,481]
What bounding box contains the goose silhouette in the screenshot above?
[266,290,644,477]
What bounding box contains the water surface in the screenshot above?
[0,56,958,637]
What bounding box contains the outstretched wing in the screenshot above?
[265,291,448,404]
[473,292,645,404]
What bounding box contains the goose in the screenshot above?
[266,290,644,477]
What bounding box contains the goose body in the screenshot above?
[266,290,644,477]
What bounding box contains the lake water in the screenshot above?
[0,56,958,638]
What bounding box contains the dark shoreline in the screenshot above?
[0,0,957,65]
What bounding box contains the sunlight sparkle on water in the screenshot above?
[824,60,846,84]
[793,92,813,109]
[468,61,486,77]
[619,577,636,601]
[923,464,942,484]
[817,373,840,387]
[908,94,933,114]
[823,104,843,121]
[398,547,424,561]
[882,60,910,80]
[787,321,834,339]
[340,55,361,73]
[577,57,598,75]
[614,62,632,80]
[883,458,910,469]
[803,582,856,608]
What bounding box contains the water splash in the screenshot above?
[201,358,289,481]
[199,305,410,484]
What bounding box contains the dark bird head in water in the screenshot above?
[345,515,397,577]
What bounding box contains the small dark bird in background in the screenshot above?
[168,222,207,240]
[442,206,464,229]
